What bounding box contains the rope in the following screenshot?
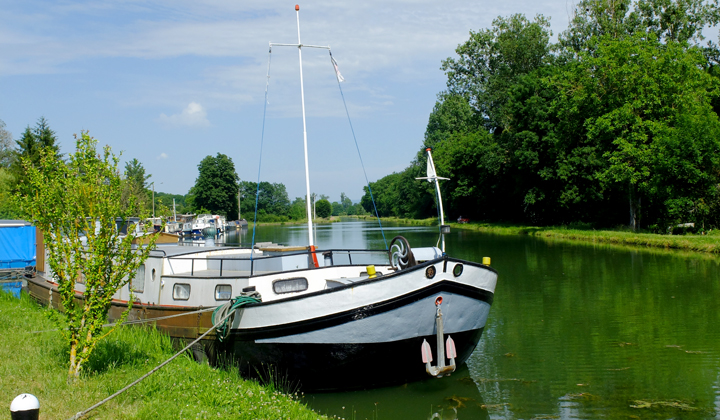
[212,292,261,342]
[251,46,273,259]
[68,307,234,420]
[28,307,217,334]
[68,294,261,420]
[329,50,388,250]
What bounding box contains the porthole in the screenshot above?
[273,277,308,294]
[425,266,436,279]
[215,284,232,301]
[453,264,463,277]
[151,268,156,281]
[173,283,191,300]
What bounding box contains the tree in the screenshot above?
[441,14,553,133]
[122,158,151,214]
[555,34,720,229]
[190,153,240,220]
[238,180,292,221]
[560,0,720,55]
[15,132,158,380]
[12,117,60,183]
[0,119,13,169]
[315,199,332,218]
[288,197,307,220]
[332,201,343,216]
[340,192,353,212]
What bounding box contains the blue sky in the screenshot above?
[1,0,574,201]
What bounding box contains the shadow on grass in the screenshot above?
[85,337,153,374]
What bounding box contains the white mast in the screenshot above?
[416,148,450,252]
[270,5,333,264]
[295,4,315,249]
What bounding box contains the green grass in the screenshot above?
[0,291,327,420]
[355,215,720,254]
[455,222,720,254]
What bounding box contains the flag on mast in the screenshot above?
[416,148,449,182]
[331,56,345,82]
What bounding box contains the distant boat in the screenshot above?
[192,214,216,236]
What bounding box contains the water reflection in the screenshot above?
[305,366,489,420]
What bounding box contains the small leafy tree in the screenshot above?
[315,198,332,218]
[16,132,158,381]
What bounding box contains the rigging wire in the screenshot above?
[329,50,388,250]
[251,45,273,258]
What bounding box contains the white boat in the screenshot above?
[192,214,217,237]
[27,5,498,391]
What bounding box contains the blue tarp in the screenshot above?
[0,225,36,268]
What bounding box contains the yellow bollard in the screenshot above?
[482,257,491,266]
[367,265,377,278]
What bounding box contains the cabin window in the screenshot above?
[215,285,232,301]
[173,283,191,300]
[131,265,145,293]
[273,277,308,294]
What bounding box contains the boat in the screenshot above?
[26,5,498,391]
[192,214,217,237]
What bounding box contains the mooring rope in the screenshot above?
[212,292,261,342]
[329,50,388,250]
[67,297,249,420]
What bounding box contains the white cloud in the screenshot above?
[157,152,169,160]
[157,102,210,127]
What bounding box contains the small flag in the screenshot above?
[331,56,345,82]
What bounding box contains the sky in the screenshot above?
[0,0,575,202]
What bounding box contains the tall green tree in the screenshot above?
[441,14,553,133]
[15,132,158,380]
[12,117,60,183]
[122,158,151,214]
[190,153,240,220]
[560,0,720,55]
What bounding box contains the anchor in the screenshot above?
[421,296,457,377]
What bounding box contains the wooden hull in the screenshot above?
[26,275,216,341]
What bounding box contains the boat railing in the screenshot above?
[164,248,389,278]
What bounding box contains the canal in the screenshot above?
[222,220,720,419]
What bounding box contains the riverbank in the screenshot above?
[0,291,326,420]
[355,215,720,254]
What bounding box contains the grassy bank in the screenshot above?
[0,291,326,420]
[459,223,720,254]
[355,215,720,254]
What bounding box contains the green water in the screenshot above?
[223,221,720,419]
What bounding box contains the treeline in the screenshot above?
[361,0,720,231]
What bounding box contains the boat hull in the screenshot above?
[223,327,484,391]
[218,262,495,391]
